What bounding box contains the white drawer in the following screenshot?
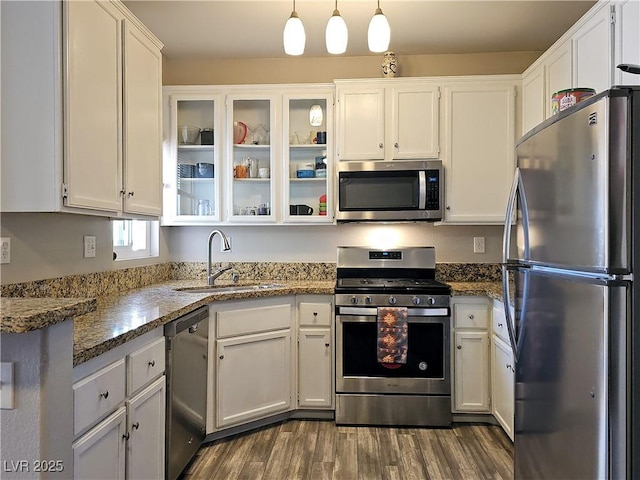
[74,358,126,436]
[217,303,292,338]
[492,303,513,344]
[454,303,490,329]
[299,302,332,327]
[127,337,165,395]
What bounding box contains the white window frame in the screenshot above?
[112,219,159,261]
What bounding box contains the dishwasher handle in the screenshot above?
[164,305,209,337]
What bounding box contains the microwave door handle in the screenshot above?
[418,171,427,208]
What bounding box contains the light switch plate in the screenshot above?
[83,236,96,258]
[473,236,486,254]
[0,237,10,264]
[1,362,14,409]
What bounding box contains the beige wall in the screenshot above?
[163,51,541,85]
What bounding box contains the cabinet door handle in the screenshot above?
[148,360,156,367]
[498,322,503,327]
[325,343,330,348]
[446,206,451,210]
[128,191,135,197]
[468,314,475,320]
[219,355,224,360]
[394,142,399,148]
[100,390,109,399]
[132,422,140,430]
[379,143,384,149]
[123,432,130,441]
[313,312,318,317]
[456,345,462,350]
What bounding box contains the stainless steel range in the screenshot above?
[335,246,452,427]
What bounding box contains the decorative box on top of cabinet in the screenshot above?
[334,78,440,162]
[1,0,163,218]
[440,76,518,224]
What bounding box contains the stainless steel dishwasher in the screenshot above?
[165,305,209,480]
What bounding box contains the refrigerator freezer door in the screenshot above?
[513,268,629,479]
[514,93,630,273]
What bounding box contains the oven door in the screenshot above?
[336,307,450,395]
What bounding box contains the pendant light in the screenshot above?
[283,0,305,56]
[367,0,390,53]
[326,0,348,55]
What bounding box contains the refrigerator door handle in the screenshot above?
[502,266,518,356]
[502,167,531,263]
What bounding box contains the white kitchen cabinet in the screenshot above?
[522,64,546,134]
[545,41,573,117]
[212,298,294,429]
[283,90,335,223]
[441,78,517,224]
[126,376,166,480]
[492,335,515,441]
[452,298,491,413]
[73,407,127,480]
[573,3,613,94]
[614,0,640,86]
[1,0,162,217]
[162,90,224,224]
[297,297,333,409]
[335,79,440,162]
[72,329,165,480]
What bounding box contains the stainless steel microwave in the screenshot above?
[336,160,443,222]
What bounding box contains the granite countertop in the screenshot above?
[73,280,334,366]
[2,278,503,367]
[1,297,97,334]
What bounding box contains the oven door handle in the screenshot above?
[337,307,449,317]
[418,171,427,209]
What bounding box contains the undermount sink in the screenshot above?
[176,283,284,294]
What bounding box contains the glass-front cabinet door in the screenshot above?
[163,92,222,224]
[283,91,334,223]
[226,94,278,222]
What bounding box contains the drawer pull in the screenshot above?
[313,312,318,317]
[498,322,503,327]
[100,390,109,399]
[148,360,156,367]
[132,422,140,430]
[457,345,462,350]
[468,314,474,320]
[123,432,130,441]
[325,343,330,348]
[219,355,224,360]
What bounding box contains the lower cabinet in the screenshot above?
[72,330,165,479]
[491,336,515,441]
[73,407,127,480]
[297,296,334,409]
[212,298,294,429]
[491,299,515,440]
[452,297,491,413]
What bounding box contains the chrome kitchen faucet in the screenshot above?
[207,229,231,285]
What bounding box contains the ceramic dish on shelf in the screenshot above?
[233,121,247,144]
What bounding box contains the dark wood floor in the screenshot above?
[180,420,514,480]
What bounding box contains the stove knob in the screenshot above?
[350,296,358,305]
[412,296,421,305]
[427,297,436,305]
[388,296,397,305]
[365,296,373,305]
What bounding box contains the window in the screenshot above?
[112,220,159,261]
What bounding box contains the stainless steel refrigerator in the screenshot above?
[502,86,639,479]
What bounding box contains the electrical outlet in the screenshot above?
[0,237,10,264]
[1,362,14,409]
[474,236,486,254]
[83,236,96,258]
[221,236,232,253]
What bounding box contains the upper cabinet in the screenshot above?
[335,79,440,162]
[441,77,518,224]
[161,85,335,226]
[1,0,163,217]
[522,0,639,134]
